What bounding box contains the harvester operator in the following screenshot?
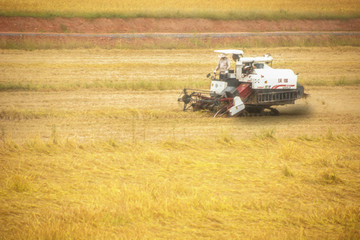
[214,54,231,79]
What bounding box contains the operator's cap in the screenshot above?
[218,54,227,58]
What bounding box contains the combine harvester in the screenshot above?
[178,50,306,117]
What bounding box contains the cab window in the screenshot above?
[254,63,264,69]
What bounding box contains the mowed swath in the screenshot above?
[0,0,359,19]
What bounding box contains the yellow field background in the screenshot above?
[1,0,359,19]
[1,0,360,237]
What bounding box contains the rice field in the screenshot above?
[0,0,359,19]
[1,47,360,239]
[1,0,360,236]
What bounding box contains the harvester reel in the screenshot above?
[178,90,194,111]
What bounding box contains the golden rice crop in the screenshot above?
[0,0,359,19]
[0,134,359,239]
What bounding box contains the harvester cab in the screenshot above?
[178,49,305,117]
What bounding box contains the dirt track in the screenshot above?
[1,87,359,142]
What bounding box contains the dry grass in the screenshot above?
[0,133,359,239]
[0,47,359,92]
[0,0,359,19]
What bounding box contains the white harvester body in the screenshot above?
[210,51,297,94]
[210,81,228,95]
[250,68,297,89]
